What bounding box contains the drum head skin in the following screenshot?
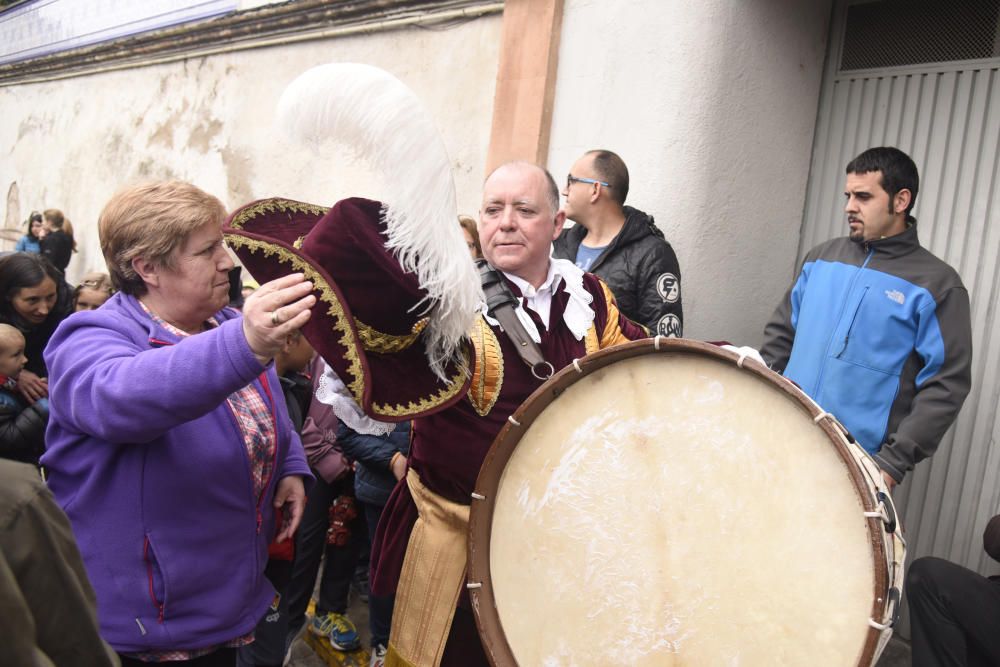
[469,339,887,666]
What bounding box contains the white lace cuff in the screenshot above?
[314,361,395,436]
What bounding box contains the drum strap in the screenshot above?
[477,259,554,380]
[387,469,470,667]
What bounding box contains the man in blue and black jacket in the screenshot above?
[761,146,972,489]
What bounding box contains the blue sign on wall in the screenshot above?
[0,0,239,65]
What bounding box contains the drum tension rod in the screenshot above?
[467,582,482,589]
[863,491,898,534]
[812,411,832,424]
[868,587,901,630]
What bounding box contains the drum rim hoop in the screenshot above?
[467,337,891,667]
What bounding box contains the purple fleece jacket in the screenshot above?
[40,292,313,653]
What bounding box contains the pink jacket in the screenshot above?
[301,355,350,483]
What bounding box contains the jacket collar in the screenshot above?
[112,292,237,347]
[858,218,921,258]
[555,205,660,272]
[620,206,664,243]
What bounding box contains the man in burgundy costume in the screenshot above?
[369,161,646,666]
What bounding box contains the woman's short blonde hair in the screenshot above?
[99,181,226,296]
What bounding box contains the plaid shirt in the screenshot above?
[129,303,275,661]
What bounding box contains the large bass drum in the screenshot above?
[467,338,904,666]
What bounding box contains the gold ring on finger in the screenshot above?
[270,310,281,326]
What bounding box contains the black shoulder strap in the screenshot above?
[476,260,553,380]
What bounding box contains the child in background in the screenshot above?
[335,420,410,667]
[0,323,47,465]
[238,329,316,667]
[72,272,114,312]
[459,214,482,259]
[14,212,44,254]
[284,355,363,657]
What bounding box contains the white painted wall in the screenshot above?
[0,14,502,282]
[548,0,833,344]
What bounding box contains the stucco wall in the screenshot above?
[0,13,502,282]
[548,0,833,344]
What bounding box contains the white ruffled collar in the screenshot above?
[482,258,595,343]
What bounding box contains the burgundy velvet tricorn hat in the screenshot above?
[224,62,483,420]
[224,196,472,421]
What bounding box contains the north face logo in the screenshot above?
[885,290,905,305]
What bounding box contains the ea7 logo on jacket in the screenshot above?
[885,289,905,305]
[656,273,680,303]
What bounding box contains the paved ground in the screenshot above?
[287,588,371,667]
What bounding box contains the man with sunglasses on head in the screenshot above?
[553,149,683,336]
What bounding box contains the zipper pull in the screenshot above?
[256,510,263,534]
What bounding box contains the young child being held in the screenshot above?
[0,323,48,465]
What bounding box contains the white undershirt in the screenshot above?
[485,258,596,343]
[505,261,561,330]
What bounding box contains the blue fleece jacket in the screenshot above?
[762,225,972,482]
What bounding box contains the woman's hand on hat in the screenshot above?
[242,273,316,364]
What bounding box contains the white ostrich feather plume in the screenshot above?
[276,63,482,380]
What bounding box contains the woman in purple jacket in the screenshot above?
[41,181,317,667]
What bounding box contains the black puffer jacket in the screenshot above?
[553,206,682,336]
[0,389,47,465]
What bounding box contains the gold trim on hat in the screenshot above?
[356,317,429,354]
[227,197,472,420]
[468,316,503,417]
[371,347,471,418]
[223,233,366,404]
[228,199,328,229]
